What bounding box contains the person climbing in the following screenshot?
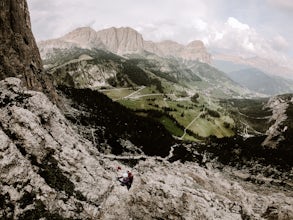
[117,170,133,190]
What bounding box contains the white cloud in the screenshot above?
[226,17,249,30]
[27,0,292,69]
[272,35,289,51]
[192,19,208,31]
[191,17,290,67]
[126,16,292,68]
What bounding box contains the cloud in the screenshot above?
[189,17,290,67]
[27,0,213,41]
[272,35,289,51]
[27,0,292,69]
[226,17,249,30]
[138,16,282,63]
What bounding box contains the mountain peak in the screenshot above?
[62,26,98,45]
[159,40,182,45]
[114,26,139,32]
[96,26,144,54]
[67,26,96,33]
[187,40,205,48]
[38,26,211,63]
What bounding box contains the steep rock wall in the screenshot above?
[0,0,57,102]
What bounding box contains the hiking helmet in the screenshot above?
[123,173,128,178]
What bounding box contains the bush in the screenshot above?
[191,93,199,103]
[207,108,220,118]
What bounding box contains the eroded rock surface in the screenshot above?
[0,0,42,88]
[0,0,57,102]
[0,78,292,219]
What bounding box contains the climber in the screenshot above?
[117,170,133,190]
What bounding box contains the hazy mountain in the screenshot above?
[212,59,252,73]
[213,53,293,79]
[226,68,293,95]
[38,26,211,63]
[145,39,211,63]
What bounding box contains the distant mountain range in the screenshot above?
[39,27,211,63]
[226,68,293,95]
[213,53,293,80]
[42,46,256,100]
[39,26,293,97]
[39,31,258,140]
[213,59,293,95]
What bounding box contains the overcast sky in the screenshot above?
[27,0,293,68]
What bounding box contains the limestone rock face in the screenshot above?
[183,40,211,62]
[96,27,145,55]
[155,40,184,56]
[62,27,99,45]
[0,78,110,218]
[0,0,42,89]
[0,0,57,102]
[38,26,211,63]
[262,96,291,148]
[38,27,105,60]
[148,40,212,63]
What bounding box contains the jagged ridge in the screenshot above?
[38,26,211,63]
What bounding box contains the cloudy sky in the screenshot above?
[27,0,293,68]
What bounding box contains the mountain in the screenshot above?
[213,58,293,95]
[213,53,293,79]
[42,46,254,99]
[145,39,211,63]
[0,78,293,219]
[212,59,252,73]
[38,26,211,63]
[39,39,262,139]
[96,27,145,54]
[1,76,293,219]
[0,0,41,84]
[227,68,293,95]
[0,0,57,102]
[40,46,266,141]
[1,1,292,219]
[218,94,293,166]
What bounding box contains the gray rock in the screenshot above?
[0,0,58,103]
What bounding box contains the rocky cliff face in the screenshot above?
[1,78,292,219]
[38,26,211,63]
[0,0,57,102]
[97,27,145,55]
[0,0,41,89]
[146,40,212,63]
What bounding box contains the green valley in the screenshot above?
[43,48,243,140]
